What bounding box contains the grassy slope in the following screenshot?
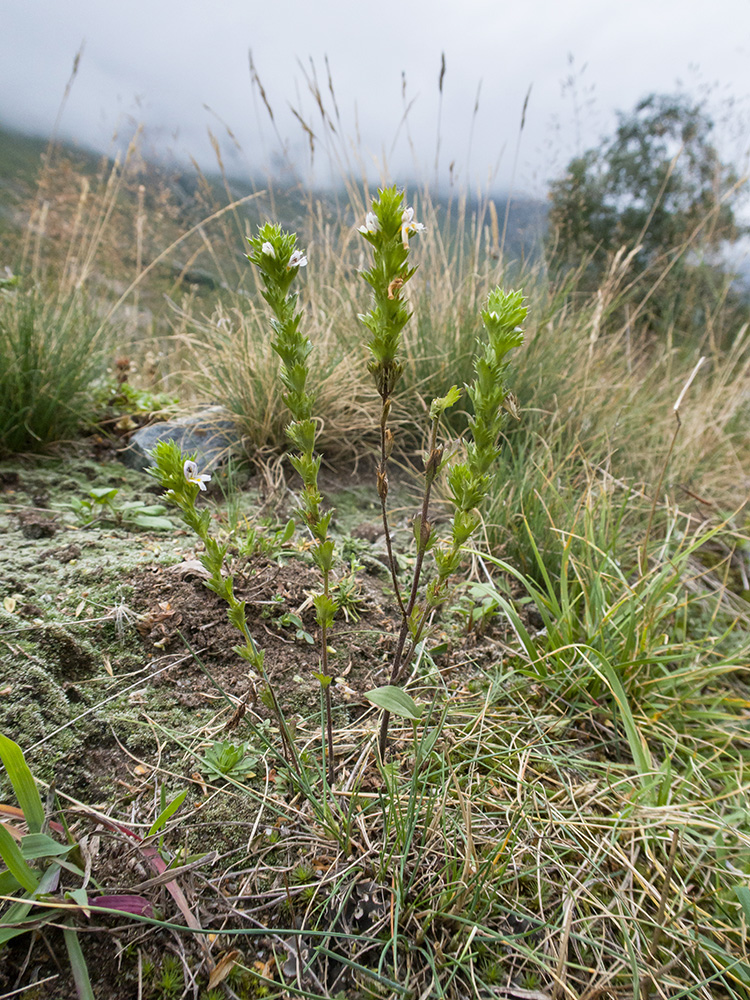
[1,124,750,998]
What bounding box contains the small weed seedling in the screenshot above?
[201,740,259,782]
[454,581,504,635]
[243,187,526,768]
[237,515,296,560]
[69,485,173,531]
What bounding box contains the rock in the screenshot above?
[118,407,238,472]
[166,559,211,580]
[16,511,59,539]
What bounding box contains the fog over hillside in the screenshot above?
[1,0,749,198]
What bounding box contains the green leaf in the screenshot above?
[737,886,750,923]
[0,734,44,833]
[88,486,119,502]
[429,384,462,420]
[130,514,174,531]
[63,927,96,1000]
[594,656,653,781]
[147,789,187,837]
[0,904,38,947]
[129,503,168,515]
[56,857,85,879]
[20,833,73,860]
[311,539,334,574]
[0,862,62,948]
[67,887,89,909]
[365,686,422,721]
[0,826,39,893]
[313,593,337,628]
[0,868,21,894]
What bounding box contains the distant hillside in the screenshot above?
[0,123,548,280]
[0,124,107,248]
[0,125,48,180]
[0,125,45,238]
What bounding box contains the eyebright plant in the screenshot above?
[156,192,525,782]
[246,225,337,786]
[356,187,526,755]
[149,442,299,771]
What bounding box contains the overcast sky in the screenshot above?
[2,0,750,195]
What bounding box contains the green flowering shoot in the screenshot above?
[358,188,426,619]
[358,187,424,400]
[149,440,264,672]
[467,287,526,475]
[433,288,527,584]
[247,225,312,420]
[356,276,526,757]
[150,440,301,774]
[247,223,337,784]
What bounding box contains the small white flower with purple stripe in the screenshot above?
[183,459,211,491]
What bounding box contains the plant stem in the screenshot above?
[240,620,301,778]
[321,568,335,787]
[379,399,407,619]
[379,418,440,757]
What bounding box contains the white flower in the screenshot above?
[358,211,380,235]
[400,206,425,246]
[183,459,211,491]
[261,241,276,259]
[287,249,308,269]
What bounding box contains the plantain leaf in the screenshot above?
[89,894,154,917]
[88,486,119,502]
[365,686,422,721]
[130,514,174,531]
[0,868,21,894]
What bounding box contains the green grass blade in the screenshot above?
[0,733,45,833]
[736,886,750,923]
[0,825,39,892]
[63,926,96,1000]
[581,647,653,781]
[147,789,188,837]
[20,833,73,860]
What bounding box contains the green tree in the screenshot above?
[547,93,744,312]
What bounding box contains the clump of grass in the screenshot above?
[0,288,108,454]
[183,298,378,461]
